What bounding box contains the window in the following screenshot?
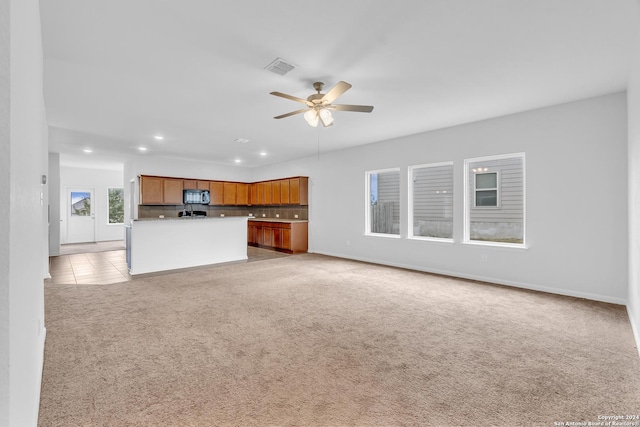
[366,169,400,236]
[465,153,525,246]
[474,171,498,207]
[409,162,453,240]
[70,191,91,216]
[108,188,124,224]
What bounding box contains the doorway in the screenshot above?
[67,188,95,243]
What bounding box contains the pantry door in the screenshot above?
[67,188,96,243]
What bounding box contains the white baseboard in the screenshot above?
[312,250,627,306]
[627,306,640,359]
[35,327,46,425]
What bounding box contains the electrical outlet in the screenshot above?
[159,215,164,219]
[294,214,298,219]
[262,213,266,217]
[275,213,279,218]
[346,240,351,246]
[481,255,488,263]
[220,214,225,217]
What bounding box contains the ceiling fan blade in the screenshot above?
[270,91,313,106]
[328,104,374,113]
[274,109,308,119]
[320,81,352,104]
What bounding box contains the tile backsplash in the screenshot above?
[138,205,308,220]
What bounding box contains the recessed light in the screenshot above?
[154,135,164,140]
[138,146,148,151]
[234,159,241,163]
[234,138,250,144]
[83,149,92,153]
[259,152,267,156]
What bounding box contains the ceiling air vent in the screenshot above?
[265,57,297,76]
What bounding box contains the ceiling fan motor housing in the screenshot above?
[307,94,325,104]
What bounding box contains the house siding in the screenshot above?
[469,156,524,223]
[413,164,454,222]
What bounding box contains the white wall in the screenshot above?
[124,156,252,221]
[254,93,629,304]
[0,0,10,422]
[48,153,61,255]
[627,1,640,355]
[0,0,48,425]
[59,166,125,243]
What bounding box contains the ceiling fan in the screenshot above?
[270,81,374,127]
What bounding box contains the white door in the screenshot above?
[67,188,96,243]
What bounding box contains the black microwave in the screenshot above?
[183,189,210,205]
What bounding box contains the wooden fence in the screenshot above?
[371,202,394,234]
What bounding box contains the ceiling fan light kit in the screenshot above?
[271,81,373,127]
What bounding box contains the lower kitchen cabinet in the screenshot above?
[248,220,307,254]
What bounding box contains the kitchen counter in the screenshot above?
[134,216,232,222]
[248,217,308,223]
[128,216,247,275]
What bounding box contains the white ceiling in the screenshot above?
[41,0,639,169]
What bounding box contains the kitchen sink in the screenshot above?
[178,210,207,218]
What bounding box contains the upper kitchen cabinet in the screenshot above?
[163,178,184,205]
[289,177,308,205]
[264,181,272,205]
[140,175,184,205]
[280,179,290,204]
[140,175,308,206]
[249,183,258,206]
[184,179,210,190]
[209,181,224,205]
[236,183,249,205]
[271,180,281,205]
[223,182,237,205]
[140,176,164,204]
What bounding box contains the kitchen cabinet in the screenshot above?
[289,177,308,205]
[140,175,184,205]
[183,179,208,190]
[255,182,264,205]
[248,222,258,245]
[223,182,237,205]
[261,226,273,247]
[249,183,257,205]
[140,176,164,205]
[271,180,281,205]
[140,175,308,207]
[264,181,272,205]
[209,181,224,205]
[248,220,308,254]
[236,183,249,205]
[163,178,184,205]
[280,179,290,204]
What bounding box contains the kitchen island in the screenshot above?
[127,216,248,275]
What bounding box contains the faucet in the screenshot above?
[183,203,194,218]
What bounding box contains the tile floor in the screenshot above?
[48,250,131,285]
[47,243,290,285]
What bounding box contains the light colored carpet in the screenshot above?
[39,254,640,426]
